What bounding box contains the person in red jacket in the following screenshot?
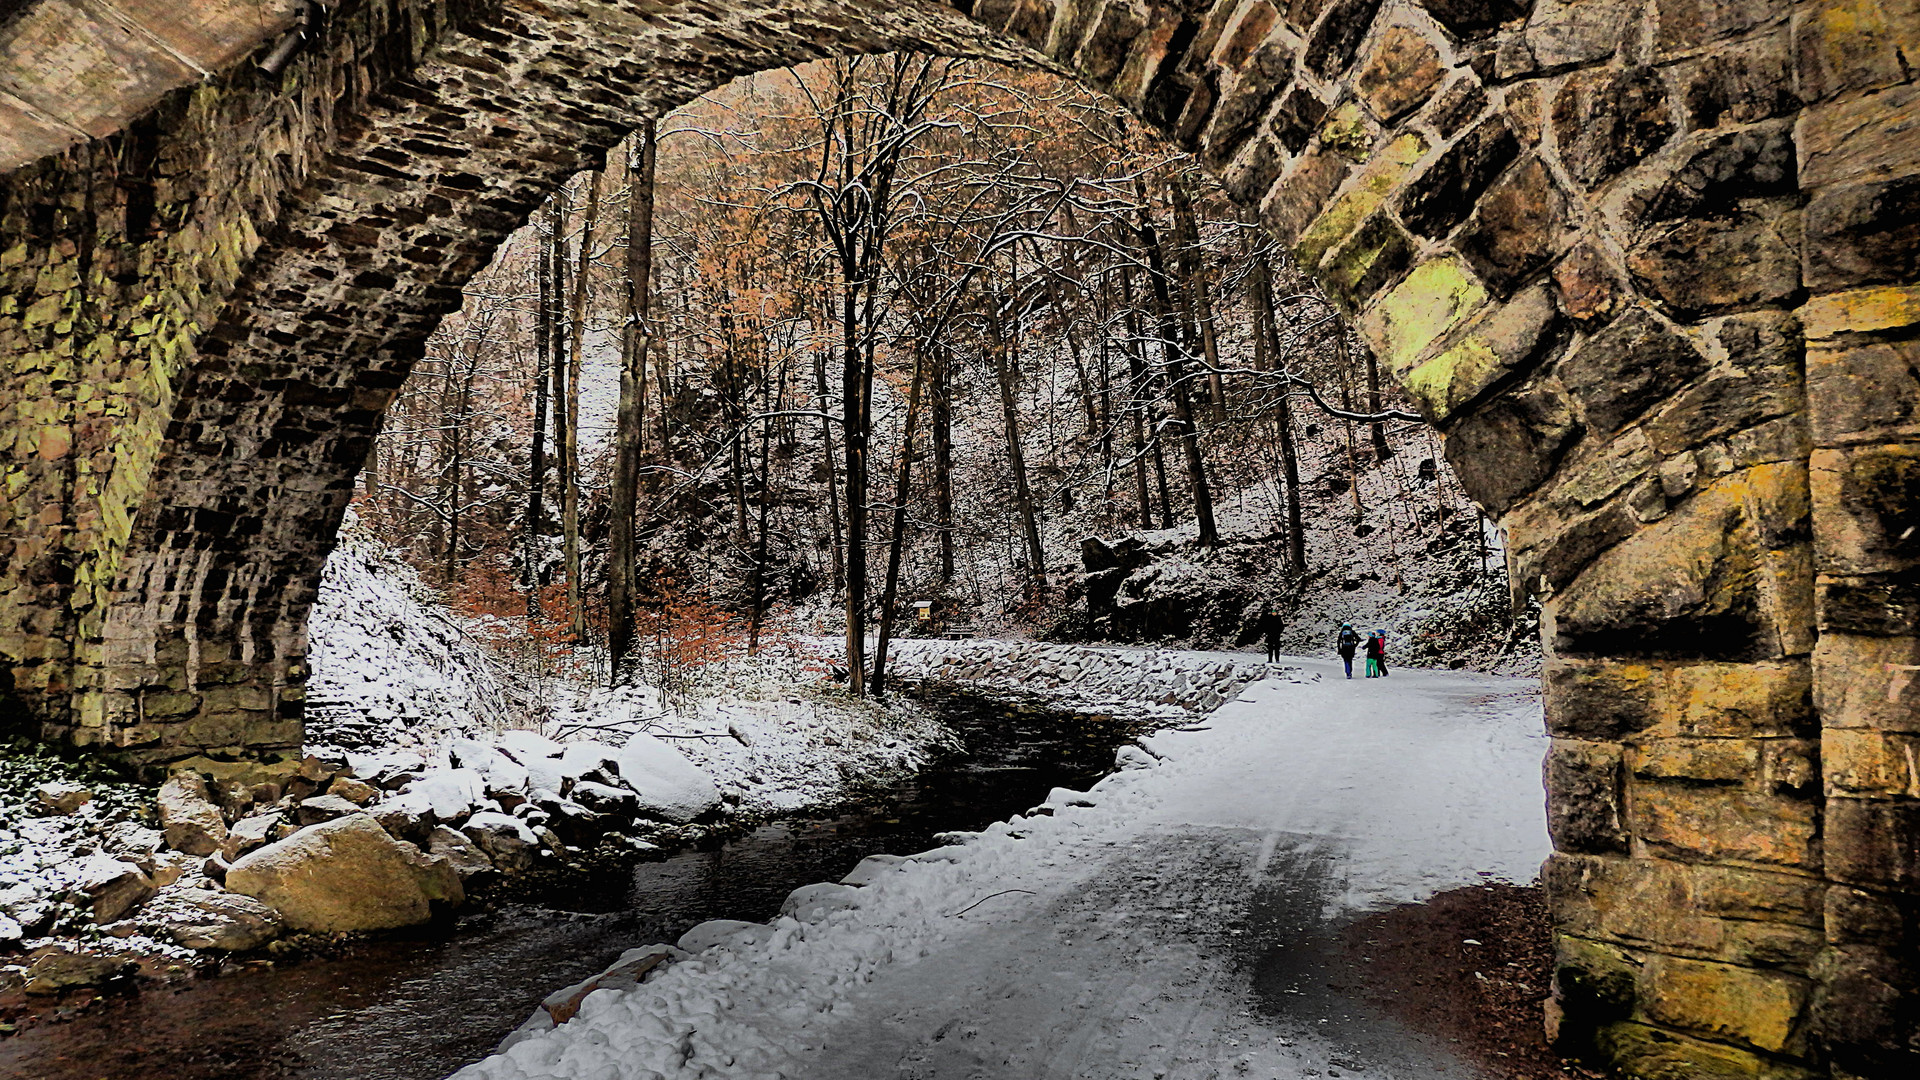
[1364,629,1389,678]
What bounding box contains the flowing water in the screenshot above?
[0,693,1139,1080]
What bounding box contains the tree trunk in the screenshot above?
[1170,179,1227,421]
[871,355,924,697]
[813,349,845,594]
[989,296,1047,594]
[563,172,599,644]
[1117,267,1159,530]
[841,276,868,698]
[931,342,955,584]
[527,202,556,611]
[1136,205,1219,547]
[609,122,655,685]
[1248,245,1306,573]
[1365,343,1393,462]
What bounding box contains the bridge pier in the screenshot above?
[2,0,1916,1075]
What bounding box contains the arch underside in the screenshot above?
[2,1,1917,1077]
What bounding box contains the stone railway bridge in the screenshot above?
[0,0,1914,1074]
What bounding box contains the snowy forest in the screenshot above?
[347,55,1523,708]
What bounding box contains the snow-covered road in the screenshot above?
[454,657,1549,1080]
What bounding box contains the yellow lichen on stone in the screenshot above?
[1800,283,1920,340]
[1361,257,1487,374]
[1295,132,1429,272]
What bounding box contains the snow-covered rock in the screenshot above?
[143,887,283,951]
[607,734,720,824]
[675,919,774,955]
[461,812,540,873]
[408,768,485,823]
[428,825,495,882]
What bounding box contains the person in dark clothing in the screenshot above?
[1336,623,1360,679]
[1258,604,1283,663]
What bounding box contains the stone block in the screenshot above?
[1424,76,1487,138]
[1653,0,1789,54]
[1440,376,1579,513]
[1596,1019,1821,1080]
[1413,0,1527,39]
[1544,658,1660,740]
[1628,737,1762,784]
[1811,942,1920,1078]
[1555,308,1709,437]
[1793,0,1911,102]
[1548,738,1629,854]
[1551,66,1676,190]
[1555,933,1642,1017]
[1630,778,1819,870]
[1398,116,1519,239]
[1807,332,1920,448]
[1813,632,1920,734]
[1797,82,1920,191]
[1355,24,1443,124]
[1826,795,1920,889]
[1455,156,1569,296]
[1401,282,1564,425]
[1549,469,1807,662]
[1627,200,1802,322]
[1319,211,1416,311]
[1302,0,1384,79]
[1642,953,1811,1054]
[1551,243,1628,325]
[1293,133,1428,271]
[1804,173,1920,293]
[1810,444,1920,574]
[1670,26,1798,129]
[1824,728,1920,796]
[1522,0,1637,70]
[1361,255,1487,374]
[1645,311,1804,457]
[1265,146,1349,244]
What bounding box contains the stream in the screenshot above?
[0,692,1139,1080]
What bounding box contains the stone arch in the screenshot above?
[2,2,1917,1077]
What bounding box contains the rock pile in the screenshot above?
[887,639,1278,718]
[1,725,726,994]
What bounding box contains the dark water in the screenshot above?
[0,693,1136,1080]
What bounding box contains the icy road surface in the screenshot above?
[454,657,1550,1080]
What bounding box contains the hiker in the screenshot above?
[1258,604,1283,663]
[1365,629,1389,678]
[1336,622,1360,679]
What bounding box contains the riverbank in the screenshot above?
[449,656,1554,1080]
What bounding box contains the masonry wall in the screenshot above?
[0,1,1916,1076]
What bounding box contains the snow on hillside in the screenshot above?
[305,516,524,757]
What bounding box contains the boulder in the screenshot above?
[33,781,91,815]
[676,919,775,954]
[77,856,154,924]
[158,772,229,856]
[449,739,530,797]
[461,811,540,873]
[608,734,721,824]
[426,825,494,882]
[225,814,464,932]
[0,914,20,944]
[23,948,132,994]
[144,887,283,951]
[559,741,620,787]
[222,811,283,861]
[541,945,677,1023]
[327,776,379,805]
[407,768,485,822]
[294,794,363,827]
[569,780,637,817]
[780,882,862,923]
[99,821,165,864]
[369,791,436,845]
[497,730,566,764]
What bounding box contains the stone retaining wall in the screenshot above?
[887,639,1274,716]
